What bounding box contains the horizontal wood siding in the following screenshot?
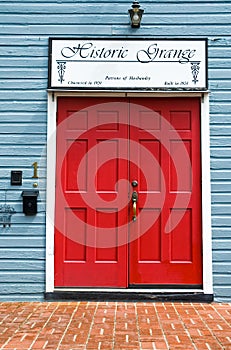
[0,0,230,301]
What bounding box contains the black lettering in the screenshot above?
[103,49,112,59]
[119,48,128,58]
[61,45,81,58]
[188,49,196,58]
[137,44,159,63]
[98,47,105,58]
[164,49,174,59]
[78,42,93,58]
[136,43,198,64]
[159,49,166,58]
[90,46,100,58]
[110,49,119,58]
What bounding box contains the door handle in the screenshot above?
[132,191,138,222]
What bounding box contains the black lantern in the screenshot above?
[128,1,144,28]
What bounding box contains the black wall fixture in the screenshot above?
[128,1,144,28]
[21,190,39,216]
[11,171,22,186]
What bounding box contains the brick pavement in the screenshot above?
[0,302,230,350]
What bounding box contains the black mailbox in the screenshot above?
[21,190,39,216]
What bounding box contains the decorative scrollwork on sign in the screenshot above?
[57,61,66,84]
[191,62,200,84]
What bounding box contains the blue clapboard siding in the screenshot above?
[0,0,231,301]
[209,33,231,300]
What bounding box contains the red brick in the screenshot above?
[0,302,230,349]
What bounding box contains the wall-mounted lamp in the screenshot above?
[128,1,144,28]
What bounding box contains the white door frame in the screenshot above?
[45,91,213,294]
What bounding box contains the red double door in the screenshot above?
[55,97,202,287]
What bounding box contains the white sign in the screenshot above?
[49,39,207,90]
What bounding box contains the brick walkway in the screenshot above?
[0,302,230,349]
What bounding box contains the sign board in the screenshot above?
[48,39,207,90]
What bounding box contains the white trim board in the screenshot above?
[46,91,212,294]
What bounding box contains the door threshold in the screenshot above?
[54,287,203,292]
[45,288,213,302]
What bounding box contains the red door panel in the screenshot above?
[54,97,202,287]
[55,98,129,287]
[129,98,202,285]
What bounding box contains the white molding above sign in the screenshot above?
[48,38,207,90]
